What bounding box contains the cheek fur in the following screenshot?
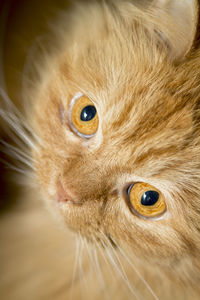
[34,138,196,266]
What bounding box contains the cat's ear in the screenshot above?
[152,0,198,61]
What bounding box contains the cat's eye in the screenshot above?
[126,182,166,219]
[70,94,99,138]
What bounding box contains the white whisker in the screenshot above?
[114,239,159,300]
[99,229,159,300]
[103,240,141,300]
[78,234,89,300]
[85,238,109,299]
[84,239,97,274]
[4,129,33,153]
[0,145,34,170]
[94,237,115,279]
[1,140,35,163]
[92,244,110,300]
[70,236,80,300]
[0,110,37,150]
[0,88,38,140]
[0,158,30,175]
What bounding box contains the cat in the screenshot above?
[1,0,200,299]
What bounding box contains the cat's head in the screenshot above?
[29,0,200,275]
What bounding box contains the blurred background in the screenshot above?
[0,0,69,211]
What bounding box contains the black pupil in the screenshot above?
[141,191,159,206]
[80,105,96,122]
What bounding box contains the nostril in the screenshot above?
[57,181,71,203]
[56,181,83,206]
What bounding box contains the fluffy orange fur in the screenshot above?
[1,0,200,299]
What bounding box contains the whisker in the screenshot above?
[94,236,116,279]
[70,236,80,300]
[77,234,86,300]
[102,239,141,300]
[85,237,109,299]
[0,88,38,140]
[0,158,30,175]
[0,88,40,156]
[94,236,125,299]
[84,238,97,274]
[0,110,37,150]
[99,230,159,300]
[4,129,33,154]
[0,145,35,170]
[113,238,159,300]
[1,140,35,163]
[92,244,110,300]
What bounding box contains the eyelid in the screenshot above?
[69,92,98,113]
[69,92,84,112]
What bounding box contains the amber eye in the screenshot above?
[70,94,99,138]
[127,182,166,219]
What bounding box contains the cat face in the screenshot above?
[30,0,200,270]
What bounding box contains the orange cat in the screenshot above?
[1,0,200,299]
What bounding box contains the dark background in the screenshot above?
[0,0,70,210]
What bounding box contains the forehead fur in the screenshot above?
[51,1,200,175]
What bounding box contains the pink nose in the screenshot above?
[57,181,82,205]
[57,181,72,203]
